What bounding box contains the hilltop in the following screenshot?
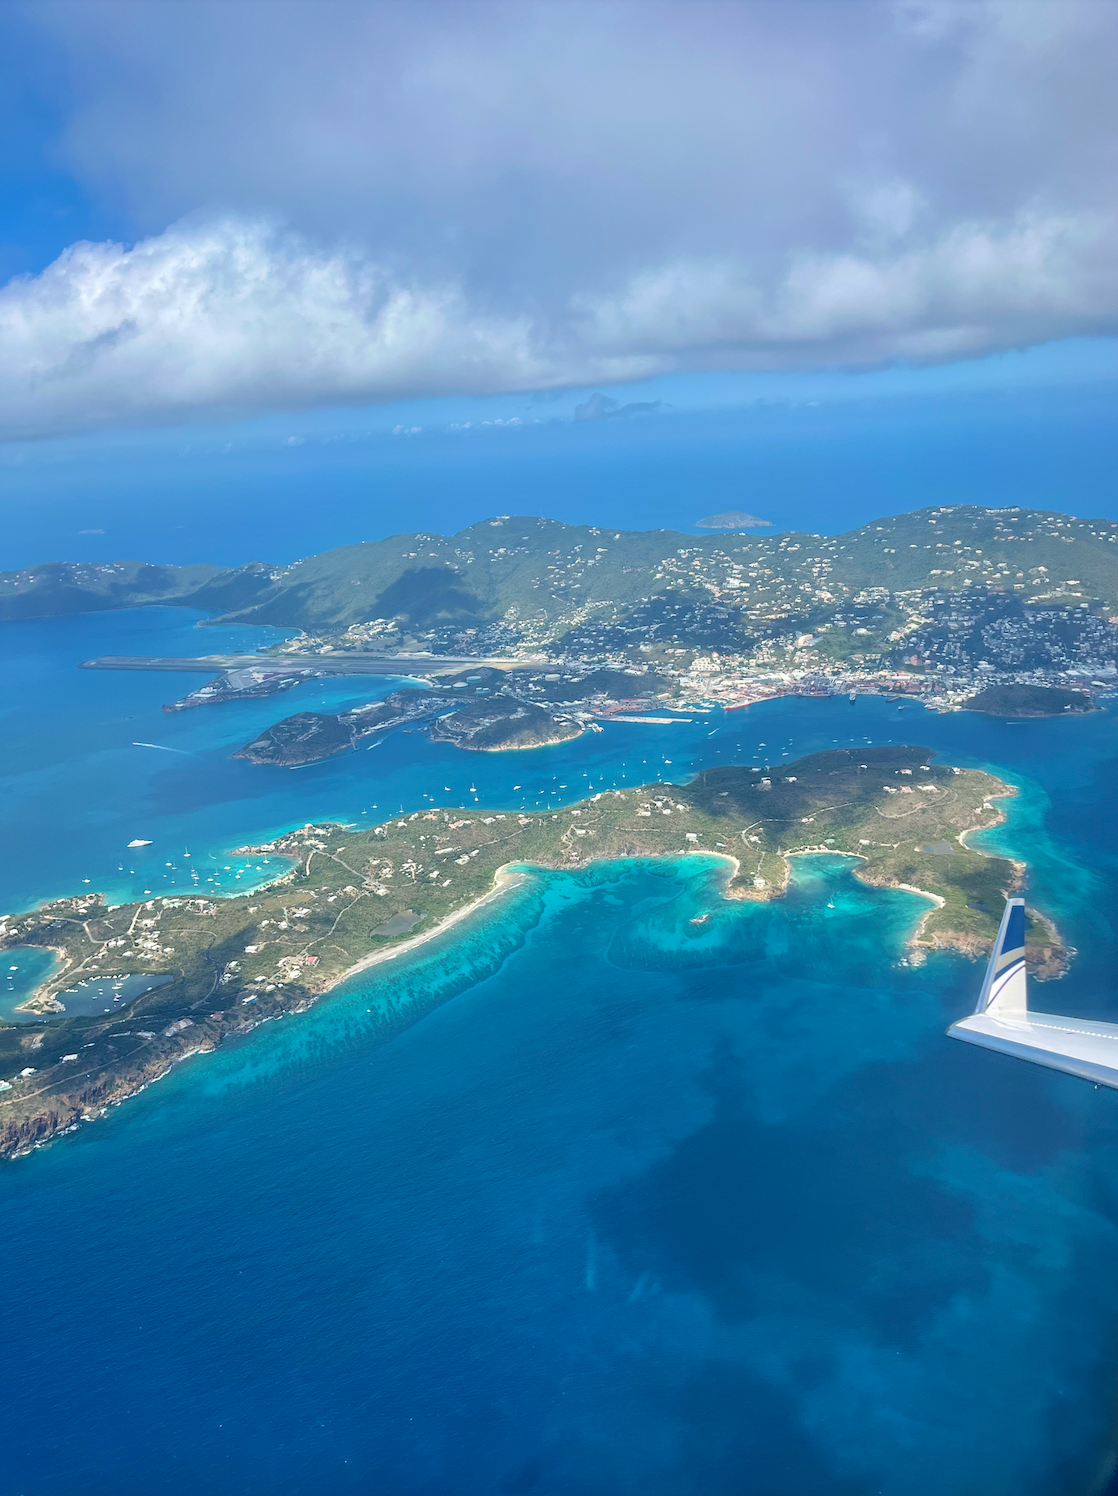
[3,507,1118,657]
[221,507,1118,656]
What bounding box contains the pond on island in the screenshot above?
[371,910,422,938]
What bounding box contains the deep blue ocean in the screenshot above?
[3,357,1117,570]
[5,607,1118,1495]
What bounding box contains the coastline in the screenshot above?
[2,749,1062,1158]
[0,866,534,1159]
[0,833,1065,1160]
[778,849,953,957]
[327,865,528,988]
[436,725,586,753]
[7,818,526,1023]
[12,944,67,1015]
[0,850,780,1159]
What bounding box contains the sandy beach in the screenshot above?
[328,864,530,990]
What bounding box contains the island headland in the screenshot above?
[233,666,665,765]
[0,745,1063,1159]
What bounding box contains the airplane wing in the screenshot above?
[947,897,1118,1089]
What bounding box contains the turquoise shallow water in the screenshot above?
[4,609,1118,1495]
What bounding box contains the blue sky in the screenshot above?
[1,2,1117,563]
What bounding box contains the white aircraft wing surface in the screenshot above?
[947,897,1118,1089]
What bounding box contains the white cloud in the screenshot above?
[2,0,1118,435]
[582,206,1117,365]
[0,219,559,439]
[2,203,1116,439]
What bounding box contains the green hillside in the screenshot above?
[191,507,1118,650]
[5,508,1118,660]
[0,559,275,622]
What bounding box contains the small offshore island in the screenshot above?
[962,683,1094,717]
[0,745,1065,1158]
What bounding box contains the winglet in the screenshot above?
[949,899,1118,1090]
[975,897,1027,1019]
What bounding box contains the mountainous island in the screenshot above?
[6,505,1118,722]
[0,745,1063,1158]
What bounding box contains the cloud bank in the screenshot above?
[4,0,1118,436]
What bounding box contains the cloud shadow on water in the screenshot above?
[592,1039,984,1349]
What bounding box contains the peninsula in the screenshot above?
[233,667,665,765]
[233,688,451,765]
[0,746,1063,1158]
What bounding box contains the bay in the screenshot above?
[3,608,1118,1495]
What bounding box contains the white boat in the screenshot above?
[127,839,152,848]
[948,898,1118,1088]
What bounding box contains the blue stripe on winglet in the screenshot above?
[1002,900,1025,956]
